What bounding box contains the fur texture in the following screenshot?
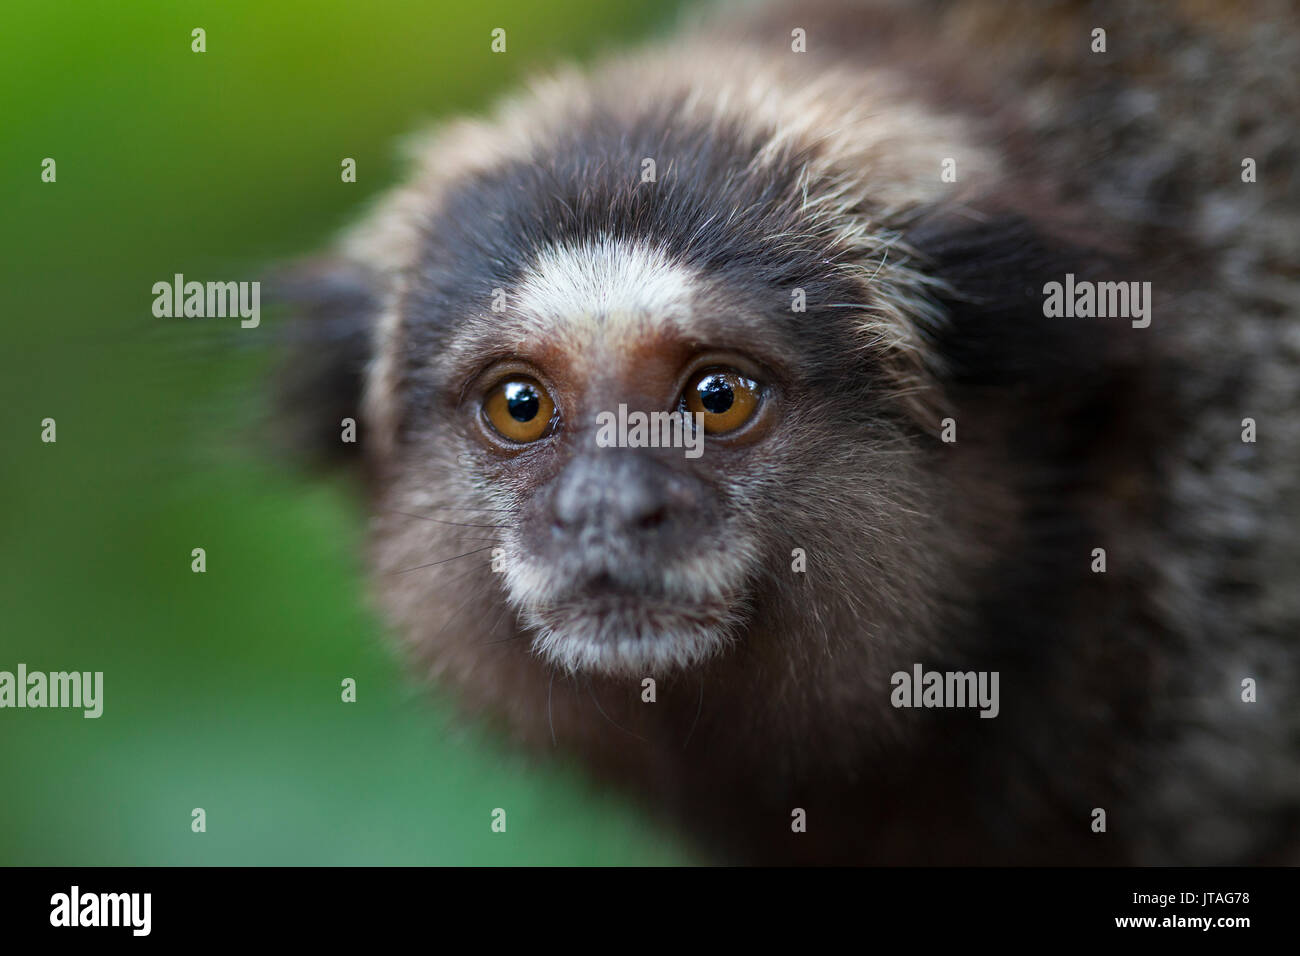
[276,0,1300,864]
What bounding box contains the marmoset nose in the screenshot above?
[551,453,679,536]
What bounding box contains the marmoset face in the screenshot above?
[444,263,780,675]
[348,50,970,682]
[369,228,931,675]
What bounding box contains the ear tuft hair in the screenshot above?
[906,211,1123,390]
[267,258,378,468]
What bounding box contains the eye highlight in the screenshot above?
[682,368,761,434]
[483,377,555,443]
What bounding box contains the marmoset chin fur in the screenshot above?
[275,0,1300,864]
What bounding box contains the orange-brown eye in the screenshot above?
[483,377,555,443]
[682,368,761,434]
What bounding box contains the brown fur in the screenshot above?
[277,0,1300,863]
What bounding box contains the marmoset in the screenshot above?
[276,0,1300,864]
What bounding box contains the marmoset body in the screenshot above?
[278,0,1300,863]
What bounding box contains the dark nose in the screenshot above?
[551,453,681,536]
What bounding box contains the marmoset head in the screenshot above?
[277,43,1108,697]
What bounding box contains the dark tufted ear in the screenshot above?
[902,206,1164,497]
[905,211,1125,391]
[267,257,379,467]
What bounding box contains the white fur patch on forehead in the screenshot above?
[510,236,698,342]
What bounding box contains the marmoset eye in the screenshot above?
[682,368,761,434]
[483,377,555,443]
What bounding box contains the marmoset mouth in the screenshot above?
[535,569,740,629]
[521,587,742,673]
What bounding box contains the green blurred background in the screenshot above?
[0,0,696,865]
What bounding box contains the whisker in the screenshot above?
[585,674,646,742]
[383,509,506,530]
[431,583,492,643]
[404,505,514,512]
[682,678,705,750]
[475,603,522,647]
[443,537,503,544]
[389,545,495,575]
[547,672,557,747]
[476,632,529,648]
[437,558,498,591]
